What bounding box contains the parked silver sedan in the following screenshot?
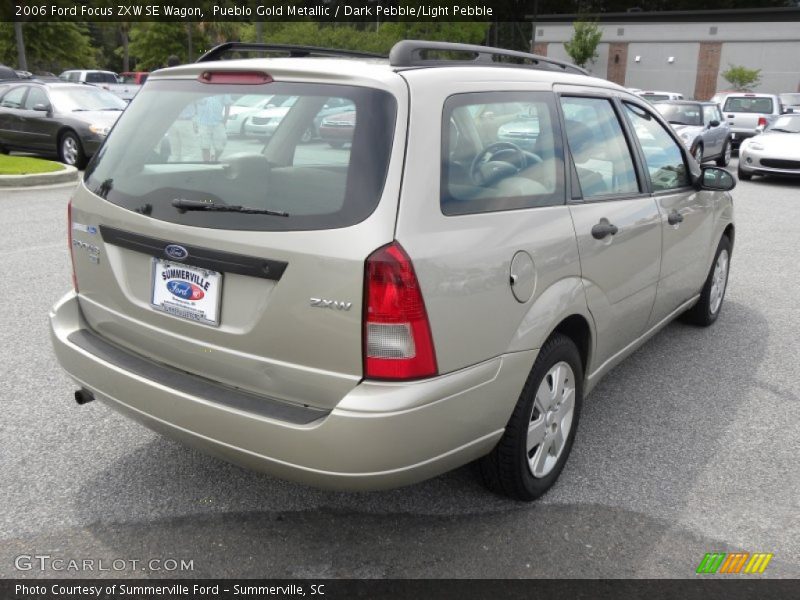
[738,114,800,180]
[654,100,732,166]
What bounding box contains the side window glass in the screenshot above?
[441,92,565,215]
[624,102,690,192]
[702,105,717,125]
[560,96,639,199]
[23,87,48,110]
[0,86,27,109]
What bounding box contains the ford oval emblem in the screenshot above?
[164,244,188,261]
[167,280,205,301]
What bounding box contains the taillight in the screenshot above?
[67,200,78,292]
[757,116,767,128]
[363,242,437,380]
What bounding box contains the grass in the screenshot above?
[0,154,64,175]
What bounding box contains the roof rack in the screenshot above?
[389,40,588,75]
[196,42,385,63]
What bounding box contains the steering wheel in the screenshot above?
[469,142,542,186]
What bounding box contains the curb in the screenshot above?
[0,164,79,187]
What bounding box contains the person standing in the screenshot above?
[194,94,231,162]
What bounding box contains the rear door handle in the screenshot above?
[591,219,619,240]
[668,210,684,225]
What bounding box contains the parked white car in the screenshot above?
[738,114,800,180]
[636,90,684,103]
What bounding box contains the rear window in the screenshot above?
[723,96,774,113]
[86,72,118,84]
[641,94,670,102]
[84,79,397,231]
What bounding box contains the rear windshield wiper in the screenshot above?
[768,128,796,133]
[171,198,289,217]
[668,120,691,125]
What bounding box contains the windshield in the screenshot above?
[779,93,800,106]
[50,87,127,112]
[767,115,800,133]
[723,96,774,113]
[654,103,702,126]
[84,79,397,232]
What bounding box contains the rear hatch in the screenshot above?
[70,62,403,410]
[723,95,775,134]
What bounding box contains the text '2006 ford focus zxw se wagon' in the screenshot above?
[50,41,736,501]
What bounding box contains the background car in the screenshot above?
[497,106,541,151]
[59,69,141,102]
[224,94,274,136]
[636,90,684,102]
[654,100,732,165]
[719,93,783,148]
[119,71,149,85]
[319,109,355,148]
[0,81,126,168]
[245,96,353,141]
[738,113,800,180]
[243,95,297,137]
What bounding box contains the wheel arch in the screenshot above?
[506,276,595,380]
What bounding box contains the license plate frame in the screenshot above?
[150,258,222,327]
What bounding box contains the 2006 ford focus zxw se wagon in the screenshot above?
[50,41,736,500]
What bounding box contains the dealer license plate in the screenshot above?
[151,258,222,326]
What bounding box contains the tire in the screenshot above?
[737,165,752,181]
[692,143,703,164]
[681,235,732,327]
[59,131,86,169]
[478,333,583,501]
[716,140,731,167]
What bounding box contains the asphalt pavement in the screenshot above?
[1,161,798,578]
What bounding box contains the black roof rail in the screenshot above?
[197,42,385,63]
[389,40,589,76]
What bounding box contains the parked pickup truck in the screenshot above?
[714,92,784,148]
[59,70,141,102]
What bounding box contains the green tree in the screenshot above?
[128,23,211,70]
[563,20,602,68]
[721,64,762,91]
[0,22,95,73]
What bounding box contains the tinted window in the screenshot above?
[624,103,689,191]
[0,86,26,109]
[723,96,774,114]
[84,80,397,232]
[23,86,48,110]
[561,97,639,199]
[86,72,118,84]
[655,103,702,126]
[441,92,564,215]
[767,115,800,133]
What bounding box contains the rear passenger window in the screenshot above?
[0,86,26,109]
[441,92,564,215]
[560,97,639,199]
[624,102,690,191]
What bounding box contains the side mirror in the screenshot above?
[699,166,736,191]
[708,119,720,128]
[32,103,50,112]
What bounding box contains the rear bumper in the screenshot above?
[50,292,533,490]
